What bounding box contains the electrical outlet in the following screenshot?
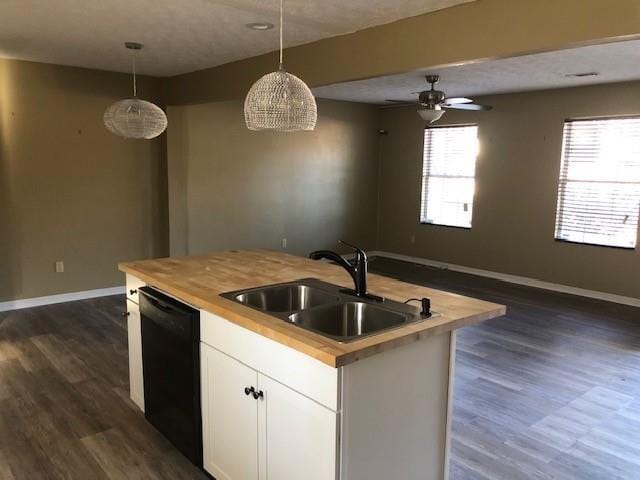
[55,261,64,273]
[410,234,416,244]
[281,238,288,249]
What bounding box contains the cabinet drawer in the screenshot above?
[201,310,339,411]
[126,274,146,304]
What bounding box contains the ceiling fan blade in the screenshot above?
[444,97,473,104]
[443,103,492,111]
[379,100,421,109]
[385,99,420,104]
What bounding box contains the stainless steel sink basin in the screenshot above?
[233,284,339,313]
[288,302,410,342]
[221,278,438,343]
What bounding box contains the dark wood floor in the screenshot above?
[1,257,639,479]
[0,296,208,480]
[370,257,640,480]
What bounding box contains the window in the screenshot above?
[555,117,640,249]
[420,125,479,228]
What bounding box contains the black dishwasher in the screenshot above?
[139,286,202,468]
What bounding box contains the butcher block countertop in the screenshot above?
[119,249,506,367]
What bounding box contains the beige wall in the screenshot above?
[377,81,640,298]
[168,0,640,105]
[0,59,169,302]
[167,99,379,257]
[3,58,639,303]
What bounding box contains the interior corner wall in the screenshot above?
[376,81,640,299]
[0,59,169,302]
[166,99,380,257]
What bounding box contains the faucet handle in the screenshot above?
[338,240,367,261]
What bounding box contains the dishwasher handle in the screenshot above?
[139,287,198,341]
[146,295,177,315]
[139,286,197,316]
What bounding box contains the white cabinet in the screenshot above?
[258,375,337,480]
[126,299,144,411]
[125,273,145,304]
[199,309,454,480]
[201,343,337,480]
[125,274,146,412]
[201,344,259,480]
[200,310,339,410]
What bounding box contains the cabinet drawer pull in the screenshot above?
[244,386,255,396]
[121,312,130,317]
[252,390,264,400]
[130,289,138,295]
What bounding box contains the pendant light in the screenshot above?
[104,42,168,140]
[244,0,317,131]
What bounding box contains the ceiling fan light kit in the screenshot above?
[417,107,445,123]
[104,42,168,140]
[244,0,317,132]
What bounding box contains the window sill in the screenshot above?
[554,238,636,251]
[420,222,472,231]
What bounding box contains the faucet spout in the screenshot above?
[308,250,353,272]
[309,241,372,299]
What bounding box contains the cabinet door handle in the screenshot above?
[244,386,255,396]
[121,312,130,317]
[252,390,264,400]
[129,289,138,295]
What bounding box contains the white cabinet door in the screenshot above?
[258,375,338,480]
[201,344,259,480]
[126,299,144,411]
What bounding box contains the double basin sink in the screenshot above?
[221,278,436,343]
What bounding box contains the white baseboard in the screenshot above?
[0,286,125,313]
[5,252,637,311]
[369,250,640,308]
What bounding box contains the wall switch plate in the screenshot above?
[281,238,287,249]
[55,261,64,273]
[410,234,416,244]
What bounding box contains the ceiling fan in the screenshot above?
[384,75,492,123]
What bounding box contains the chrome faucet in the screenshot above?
[309,241,383,301]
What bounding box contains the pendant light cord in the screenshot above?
[132,50,137,97]
[279,0,283,70]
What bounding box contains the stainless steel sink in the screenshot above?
[234,284,339,313]
[288,302,410,342]
[221,278,438,343]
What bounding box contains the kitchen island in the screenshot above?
[119,249,505,480]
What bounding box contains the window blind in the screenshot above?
[555,117,640,249]
[420,125,479,228]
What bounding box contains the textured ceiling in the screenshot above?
[0,0,473,77]
[313,40,640,103]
